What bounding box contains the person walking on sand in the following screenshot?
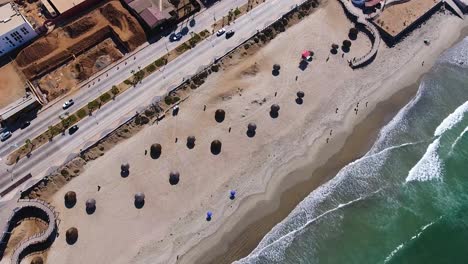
[98,185,101,191]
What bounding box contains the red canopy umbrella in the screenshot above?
[301,50,311,58]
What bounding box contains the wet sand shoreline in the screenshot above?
[187,26,468,264]
[189,76,421,264]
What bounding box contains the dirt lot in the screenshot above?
[37,38,124,99]
[15,0,146,101]
[0,62,27,109]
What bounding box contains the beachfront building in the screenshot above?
[0,3,37,56]
[123,0,175,30]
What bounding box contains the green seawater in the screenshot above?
[237,39,468,264]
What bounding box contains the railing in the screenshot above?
[0,199,58,264]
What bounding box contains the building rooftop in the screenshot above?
[374,0,441,37]
[128,0,152,13]
[47,0,87,14]
[0,3,27,36]
[139,6,170,28]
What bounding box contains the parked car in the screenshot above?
[63,99,74,110]
[68,125,79,135]
[216,28,226,37]
[1,131,12,142]
[225,30,235,39]
[170,33,183,42]
[20,121,31,129]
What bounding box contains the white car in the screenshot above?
[216,28,226,37]
[63,99,74,109]
[0,131,12,142]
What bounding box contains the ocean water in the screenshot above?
[235,37,468,264]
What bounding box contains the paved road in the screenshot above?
[0,0,305,198]
[0,0,246,158]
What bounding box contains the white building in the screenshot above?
[0,3,37,56]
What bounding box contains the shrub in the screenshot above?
[199,30,207,38]
[134,70,145,83]
[61,115,77,128]
[189,33,202,47]
[111,85,119,95]
[146,64,156,73]
[87,100,99,111]
[176,43,190,53]
[61,169,69,177]
[244,43,250,49]
[211,64,219,72]
[164,95,181,105]
[77,108,87,119]
[124,79,132,85]
[154,57,167,67]
[99,93,111,103]
[234,7,241,16]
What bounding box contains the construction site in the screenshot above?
[13,0,146,102]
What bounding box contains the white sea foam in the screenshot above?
[438,37,468,69]
[236,142,417,264]
[383,217,441,263]
[451,126,468,151]
[434,101,468,137]
[406,138,443,183]
[369,83,425,154]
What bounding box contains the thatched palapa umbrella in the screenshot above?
[187,136,196,149]
[296,91,305,105]
[247,123,257,138]
[134,192,145,208]
[66,227,78,245]
[349,27,358,40]
[85,198,96,214]
[169,171,180,185]
[343,40,352,48]
[150,143,162,159]
[210,140,222,155]
[270,104,280,118]
[272,64,281,76]
[121,163,130,178]
[64,191,77,208]
[215,109,225,123]
[121,163,130,172]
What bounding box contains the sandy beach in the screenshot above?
[17,1,468,263]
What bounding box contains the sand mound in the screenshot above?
[64,17,97,38]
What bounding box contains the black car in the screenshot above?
[225,30,235,39]
[170,33,183,42]
[20,121,31,129]
[69,125,79,135]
